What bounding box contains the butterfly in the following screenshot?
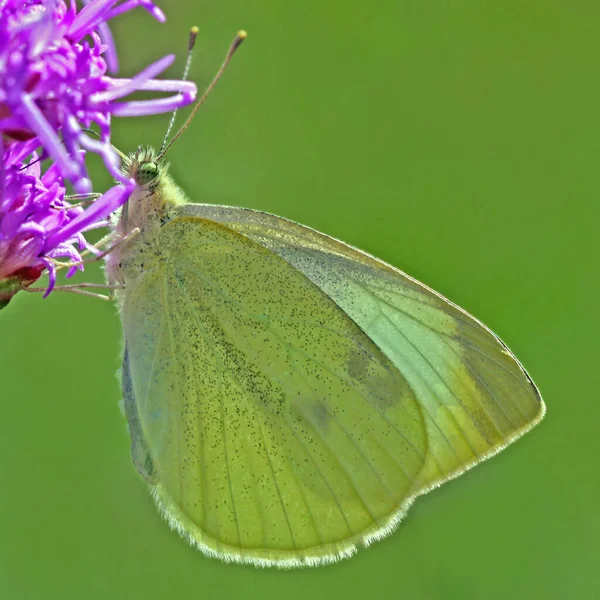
[105,32,545,568]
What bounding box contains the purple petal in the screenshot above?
[80,0,119,72]
[0,136,4,207]
[110,95,191,117]
[44,182,133,251]
[106,1,166,23]
[68,0,119,41]
[92,54,176,102]
[0,115,26,128]
[40,257,57,298]
[78,132,124,181]
[114,78,197,95]
[17,94,91,193]
[75,232,103,256]
[9,139,41,164]
[97,20,118,72]
[17,221,46,236]
[109,79,197,116]
[47,242,83,264]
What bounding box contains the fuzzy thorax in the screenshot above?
[105,146,189,287]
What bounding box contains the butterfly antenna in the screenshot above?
[159,26,200,154]
[157,30,247,161]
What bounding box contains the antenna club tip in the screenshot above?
[229,30,247,55]
[188,26,200,51]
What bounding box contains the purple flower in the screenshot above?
[0,0,196,192]
[0,1,198,305]
[0,137,132,303]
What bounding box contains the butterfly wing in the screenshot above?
[121,205,544,566]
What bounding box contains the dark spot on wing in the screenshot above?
[311,401,330,432]
[348,345,368,380]
[347,344,401,410]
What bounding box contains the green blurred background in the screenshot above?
[1,1,598,598]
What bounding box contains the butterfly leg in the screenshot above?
[23,282,123,301]
[52,227,141,273]
[64,192,103,207]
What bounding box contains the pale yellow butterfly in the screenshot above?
[106,32,545,568]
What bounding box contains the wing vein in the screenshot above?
[376,307,481,455]
[227,372,334,548]
[174,273,244,547]
[162,275,185,506]
[179,258,428,467]
[367,284,533,405]
[281,340,394,514]
[177,264,398,535]
[370,288,524,426]
[277,330,414,491]
[140,311,165,415]
[176,265,352,544]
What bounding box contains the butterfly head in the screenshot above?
[124,146,163,189]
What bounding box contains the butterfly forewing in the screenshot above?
[177,205,544,493]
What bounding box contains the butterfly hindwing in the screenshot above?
[120,204,544,566]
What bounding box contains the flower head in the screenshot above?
[0,137,132,303]
[0,0,198,304]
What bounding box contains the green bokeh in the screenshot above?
[1,1,598,598]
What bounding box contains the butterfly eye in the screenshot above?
[135,162,159,186]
